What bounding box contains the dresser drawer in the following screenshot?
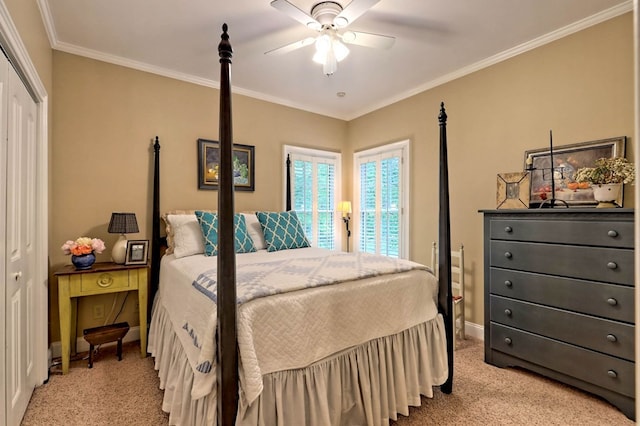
[490,323,634,398]
[76,269,136,295]
[490,268,634,323]
[490,219,633,248]
[490,295,634,360]
[490,241,633,285]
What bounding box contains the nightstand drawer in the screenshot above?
[78,270,135,294]
[490,323,634,398]
[490,295,634,360]
[490,219,633,248]
[490,240,633,285]
[490,268,634,322]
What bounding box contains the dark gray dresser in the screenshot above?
[481,209,635,420]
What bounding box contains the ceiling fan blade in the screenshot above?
[341,31,395,49]
[265,37,316,55]
[271,0,321,30]
[334,0,381,27]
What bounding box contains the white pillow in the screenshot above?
[167,214,205,258]
[241,212,267,250]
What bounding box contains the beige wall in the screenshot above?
[4,0,52,85]
[50,52,347,340]
[7,3,633,341]
[347,13,635,326]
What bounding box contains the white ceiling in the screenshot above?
[39,0,632,120]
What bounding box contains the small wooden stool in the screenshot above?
[82,322,130,368]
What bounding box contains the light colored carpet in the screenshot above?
[22,338,633,425]
[392,338,634,425]
[22,342,169,426]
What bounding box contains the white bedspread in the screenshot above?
[156,247,440,407]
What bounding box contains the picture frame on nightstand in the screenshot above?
[124,239,149,265]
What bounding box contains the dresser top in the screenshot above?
[479,208,634,215]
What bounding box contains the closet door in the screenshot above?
[5,55,37,426]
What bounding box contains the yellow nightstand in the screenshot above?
[55,262,148,374]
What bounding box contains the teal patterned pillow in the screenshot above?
[234,214,257,254]
[256,211,310,252]
[195,211,256,256]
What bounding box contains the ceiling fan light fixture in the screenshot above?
[333,39,349,61]
[322,50,337,75]
[315,34,332,53]
[313,34,349,75]
[312,50,325,64]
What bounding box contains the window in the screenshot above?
[284,146,341,249]
[354,140,409,258]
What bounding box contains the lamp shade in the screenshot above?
[108,212,139,234]
[337,201,352,217]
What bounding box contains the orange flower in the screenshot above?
[70,245,93,255]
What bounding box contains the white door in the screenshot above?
[5,53,38,426]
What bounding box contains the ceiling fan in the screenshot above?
[267,0,395,76]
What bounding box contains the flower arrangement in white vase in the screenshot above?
[574,157,635,208]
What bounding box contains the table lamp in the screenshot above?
[108,212,139,264]
[337,201,352,252]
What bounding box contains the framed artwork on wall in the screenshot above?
[197,138,255,191]
[524,136,626,207]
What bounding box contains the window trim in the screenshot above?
[353,139,410,258]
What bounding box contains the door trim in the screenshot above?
[0,0,49,395]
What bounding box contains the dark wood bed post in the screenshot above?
[286,154,292,211]
[217,24,239,425]
[438,102,454,394]
[150,136,161,323]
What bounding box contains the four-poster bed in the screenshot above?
[147,25,453,425]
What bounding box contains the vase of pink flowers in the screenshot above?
[61,237,106,270]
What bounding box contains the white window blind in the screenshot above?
[285,146,341,249]
[354,140,409,258]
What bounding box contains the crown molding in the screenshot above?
[347,0,634,120]
[38,0,633,121]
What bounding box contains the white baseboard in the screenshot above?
[463,321,484,340]
[49,326,141,361]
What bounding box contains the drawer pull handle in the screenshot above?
[504,280,512,287]
[606,262,617,270]
[504,309,512,316]
[504,226,513,233]
[607,370,618,379]
[607,230,618,238]
[97,273,114,288]
[607,298,618,306]
[606,334,617,343]
[504,337,512,345]
[504,252,512,259]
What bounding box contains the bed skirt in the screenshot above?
[149,297,448,426]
